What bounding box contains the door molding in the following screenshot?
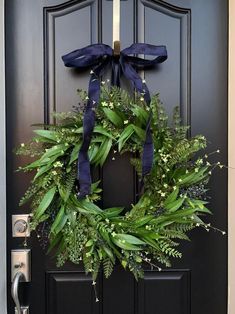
[228,1,235,313]
[0,1,233,313]
[0,0,7,313]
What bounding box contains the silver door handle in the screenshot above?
[11,271,25,314]
[11,249,31,313]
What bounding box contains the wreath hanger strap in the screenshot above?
[62,43,168,197]
[113,0,120,56]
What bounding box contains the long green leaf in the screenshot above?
[118,125,134,151]
[131,107,148,124]
[94,126,114,139]
[51,205,67,235]
[35,187,56,219]
[112,237,141,251]
[93,138,112,166]
[69,144,81,165]
[133,215,155,227]
[115,234,146,245]
[33,163,55,180]
[103,108,123,128]
[33,130,57,141]
[132,125,146,140]
[165,197,185,212]
[104,207,125,218]
[164,187,179,206]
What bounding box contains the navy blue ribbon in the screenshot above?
[62,43,167,197]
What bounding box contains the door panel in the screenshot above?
[137,0,191,124]
[137,270,190,314]
[6,1,227,314]
[46,272,102,314]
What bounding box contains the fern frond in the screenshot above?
[103,258,114,278]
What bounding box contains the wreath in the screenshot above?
[16,84,224,290]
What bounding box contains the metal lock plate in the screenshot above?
[15,306,29,314]
[12,214,31,238]
[11,250,31,282]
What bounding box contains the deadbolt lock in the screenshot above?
[12,214,31,238]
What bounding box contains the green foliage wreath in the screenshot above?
[16,85,223,283]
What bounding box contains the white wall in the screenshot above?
[0,0,7,312]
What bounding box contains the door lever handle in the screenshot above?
[11,271,26,314]
[11,249,31,314]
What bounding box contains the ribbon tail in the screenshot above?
[111,60,121,87]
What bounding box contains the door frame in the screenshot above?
[0,0,7,313]
[228,1,235,313]
[0,0,233,313]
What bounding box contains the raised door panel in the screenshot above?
[137,0,191,124]
[137,271,190,314]
[47,272,102,314]
[44,0,99,120]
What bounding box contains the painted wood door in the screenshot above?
[6,0,228,313]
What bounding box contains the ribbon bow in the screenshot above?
[62,43,168,197]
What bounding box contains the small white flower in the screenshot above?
[178,178,182,182]
[90,70,94,74]
[160,192,166,197]
[217,149,220,153]
[140,97,145,102]
[124,120,129,124]
[173,186,177,190]
[21,143,25,147]
[85,96,89,100]
[206,161,211,166]
[197,159,203,165]
[92,281,96,286]
[194,168,199,173]
[101,101,108,107]
[112,157,115,161]
[222,231,226,235]
[196,223,200,227]
[101,81,105,85]
[142,79,146,84]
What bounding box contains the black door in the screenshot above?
[6,0,228,313]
